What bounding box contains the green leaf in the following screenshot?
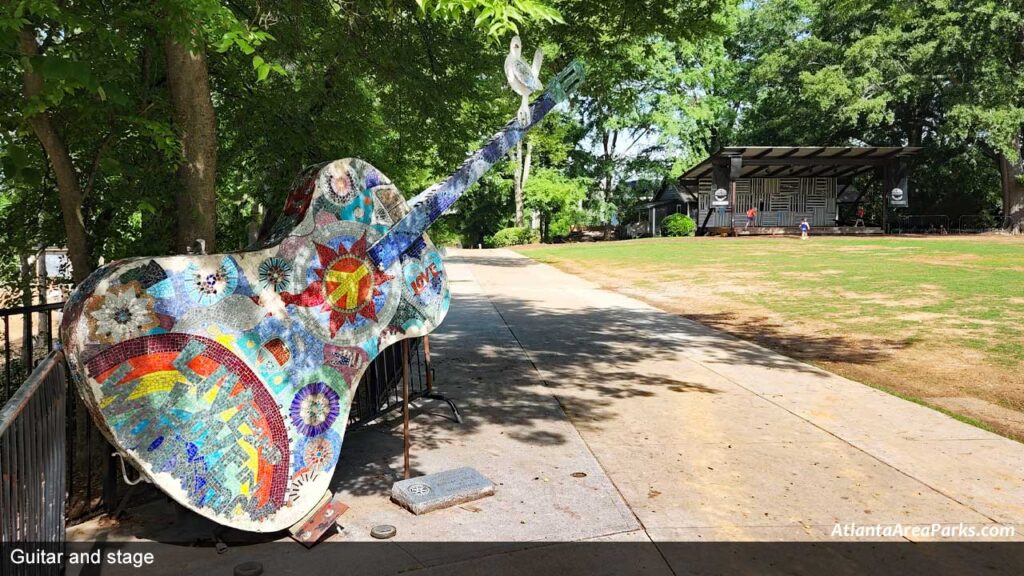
[474,7,494,26]
[137,200,157,215]
[215,34,235,53]
[235,37,255,55]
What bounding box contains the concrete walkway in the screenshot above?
[460,248,1023,542]
[66,248,1024,575]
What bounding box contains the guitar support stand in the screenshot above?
[401,336,462,479]
[422,336,462,424]
[402,340,411,479]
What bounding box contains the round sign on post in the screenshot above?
[890,187,907,207]
[712,188,729,206]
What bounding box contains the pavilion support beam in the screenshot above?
[878,167,889,232]
[711,157,738,233]
[787,165,818,178]
[741,156,908,167]
[823,148,853,159]
[805,163,845,178]
[743,164,777,178]
[833,164,870,179]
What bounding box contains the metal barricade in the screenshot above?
[0,350,66,574]
[956,214,1001,233]
[894,214,950,234]
[349,337,459,428]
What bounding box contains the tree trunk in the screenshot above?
[164,35,218,253]
[511,138,533,227]
[19,28,94,284]
[997,134,1024,234]
[601,129,618,236]
[512,141,523,227]
[522,140,532,223]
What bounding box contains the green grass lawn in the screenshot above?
[519,235,1024,436]
[525,236,1024,364]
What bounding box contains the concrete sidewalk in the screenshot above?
[461,248,1024,543]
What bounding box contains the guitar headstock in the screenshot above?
[366,60,586,271]
[545,60,585,106]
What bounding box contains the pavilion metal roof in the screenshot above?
[679,146,922,182]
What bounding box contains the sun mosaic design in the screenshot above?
[59,158,452,533]
[290,382,341,437]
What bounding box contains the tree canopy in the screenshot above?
[1,0,1020,295]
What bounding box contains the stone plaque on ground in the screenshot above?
[391,467,495,515]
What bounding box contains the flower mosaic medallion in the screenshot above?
[86,282,159,344]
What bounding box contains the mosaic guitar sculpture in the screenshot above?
[60,61,584,534]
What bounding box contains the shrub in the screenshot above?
[661,213,696,237]
[485,227,540,248]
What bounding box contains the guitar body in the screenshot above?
[60,159,450,532]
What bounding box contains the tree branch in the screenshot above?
[415,10,440,79]
[82,131,116,200]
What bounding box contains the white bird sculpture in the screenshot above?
[504,36,543,126]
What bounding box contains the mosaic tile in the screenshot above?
[59,159,451,533]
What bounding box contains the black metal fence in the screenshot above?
[0,351,66,574]
[0,299,446,528]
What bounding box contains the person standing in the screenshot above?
[799,218,811,240]
[855,205,866,227]
[745,206,757,229]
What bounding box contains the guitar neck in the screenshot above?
[368,61,584,270]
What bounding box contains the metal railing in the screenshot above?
[2,302,146,525]
[0,350,66,571]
